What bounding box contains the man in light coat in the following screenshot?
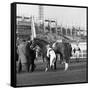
[46,44,56,71]
[17,41,28,72]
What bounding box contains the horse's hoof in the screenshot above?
[50,66,53,70]
[29,70,34,73]
[45,68,48,72]
[64,63,68,71]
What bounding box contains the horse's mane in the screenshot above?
[34,38,49,45]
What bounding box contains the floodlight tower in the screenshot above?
[39,5,44,20]
[39,5,45,32]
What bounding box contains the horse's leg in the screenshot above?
[29,64,32,72]
[26,56,31,72]
[32,59,35,72]
[29,59,35,72]
[45,57,50,72]
[60,54,63,64]
[64,62,68,71]
[27,63,30,72]
[45,61,49,72]
[45,62,48,72]
[54,61,56,70]
[29,64,34,72]
[42,55,44,62]
[27,58,32,72]
[64,58,69,71]
[54,55,57,70]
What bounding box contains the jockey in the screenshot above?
[46,44,56,68]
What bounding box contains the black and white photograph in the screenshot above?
[11,2,88,87]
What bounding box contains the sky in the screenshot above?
[17,4,87,30]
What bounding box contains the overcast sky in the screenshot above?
[17,4,87,30]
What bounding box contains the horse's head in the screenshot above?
[30,38,49,49]
[30,38,40,49]
[30,40,35,49]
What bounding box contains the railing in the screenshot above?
[71,50,87,59]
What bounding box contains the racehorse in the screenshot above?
[52,40,72,71]
[17,40,36,73]
[30,38,56,71]
[30,38,72,71]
